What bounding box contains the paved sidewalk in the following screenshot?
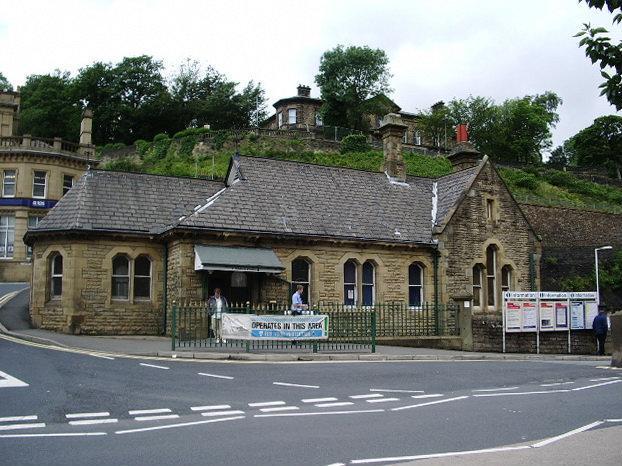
[0,289,613,363]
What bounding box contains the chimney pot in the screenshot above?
[297,85,311,97]
[379,113,408,181]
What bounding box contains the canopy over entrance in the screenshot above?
[194,245,285,274]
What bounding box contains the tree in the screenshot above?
[315,45,392,130]
[442,92,562,163]
[568,115,622,178]
[418,102,452,149]
[19,71,81,140]
[546,145,570,168]
[0,72,12,92]
[576,0,622,109]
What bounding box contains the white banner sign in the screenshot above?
[221,314,329,341]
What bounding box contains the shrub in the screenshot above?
[543,170,575,189]
[153,133,169,142]
[340,134,370,154]
[514,173,540,190]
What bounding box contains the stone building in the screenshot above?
[0,93,95,282]
[25,113,540,338]
[262,85,440,149]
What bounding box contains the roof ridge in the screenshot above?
[91,168,225,183]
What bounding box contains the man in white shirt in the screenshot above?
[208,288,228,342]
[291,285,307,316]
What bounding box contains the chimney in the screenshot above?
[447,141,482,172]
[297,85,311,97]
[456,123,468,143]
[0,90,20,137]
[78,108,94,158]
[379,113,408,181]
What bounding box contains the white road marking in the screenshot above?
[0,423,46,431]
[315,402,354,408]
[134,414,180,422]
[0,432,107,438]
[0,370,29,388]
[128,408,171,415]
[473,389,570,397]
[392,395,469,411]
[349,394,383,399]
[369,388,424,394]
[302,397,338,403]
[88,354,115,360]
[69,419,119,426]
[248,401,285,407]
[589,377,620,382]
[532,421,604,448]
[198,372,234,380]
[139,363,169,370]
[605,418,622,422]
[572,380,621,391]
[0,415,37,422]
[255,409,384,418]
[325,463,346,466]
[472,386,518,392]
[190,405,231,411]
[540,382,574,387]
[201,410,245,417]
[65,412,110,419]
[411,394,444,399]
[367,398,400,403]
[273,382,319,389]
[115,416,245,434]
[259,406,300,413]
[350,445,531,464]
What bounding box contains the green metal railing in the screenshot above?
[170,301,459,353]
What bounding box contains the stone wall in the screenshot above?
[520,204,622,307]
[31,237,164,335]
[472,314,597,354]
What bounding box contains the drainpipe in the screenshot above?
[162,243,168,335]
[433,247,440,335]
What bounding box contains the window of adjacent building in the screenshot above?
[486,246,497,307]
[315,113,323,127]
[2,170,16,197]
[414,131,422,145]
[0,214,15,259]
[134,255,151,300]
[288,108,297,125]
[344,260,357,305]
[32,170,47,198]
[486,199,495,220]
[50,253,63,298]
[27,215,44,258]
[362,261,375,306]
[291,257,310,305]
[472,264,483,307]
[63,175,74,196]
[277,112,283,128]
[112,255,130,300]
[501,265,512,294]
[402,130,408,144]
[409,263,424,307]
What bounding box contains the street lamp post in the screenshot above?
[595,246,613,305]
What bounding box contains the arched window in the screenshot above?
[112,255,130,300]
[50,253,63,298]
[501,265,512,294]
[486,246,497,307]
[134,255,151,300]
[344,260,357,306]
[472,264,483,308]
[291,258,310,305]
[409,263,423,307]
[362,261,375,306]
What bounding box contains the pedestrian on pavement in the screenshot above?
[291,284,307,316]
[592,304,608,356]
[208,288,228,343]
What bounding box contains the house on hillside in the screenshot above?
[262,85,450,150]
[25,113,541,351]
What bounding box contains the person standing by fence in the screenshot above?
[209,288,228,342]
[291,284,307,316]
[593,305,609,356]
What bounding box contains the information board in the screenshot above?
[521,301,538,331]
[505,301,522,332]
[584,302,599,330]
[570,302,585,330]
[539,301,555,331]
[554,302,568,329]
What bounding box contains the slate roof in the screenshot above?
[435,164,482,228]
[32,170,225,234]
[178,156,436,244]
[30,155,487,245]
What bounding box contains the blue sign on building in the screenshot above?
[0,198,57,209]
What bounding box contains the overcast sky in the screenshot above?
[2,0,620,151]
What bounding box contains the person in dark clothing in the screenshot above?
[593,305,609,355]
